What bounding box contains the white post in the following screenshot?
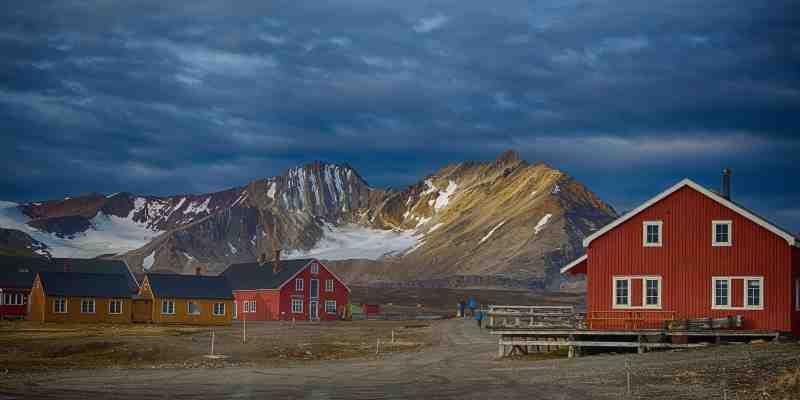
[376,338,380,355]
[210,330,215,356]
[242,319,247,344]
[391,329,395,344]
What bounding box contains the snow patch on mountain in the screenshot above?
[0,201,163,258]
[479,220,506,244]
[142,251,155,270]
[184,198,211,215]
[534,213,553,235]
[434,180,458,210]
[267,181,277,200]
[286,224,418,261]
[428,223,444,233]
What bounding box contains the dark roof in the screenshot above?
[146,274,233,300]
[38,272,133,298]
[221,258,314,290]
[0,255,138,291]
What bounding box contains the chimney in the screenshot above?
[195,267,202,276]
[273,248,282,273]
[722,168,732,200]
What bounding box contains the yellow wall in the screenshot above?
[28,277,132,323]
[150,297,233,326]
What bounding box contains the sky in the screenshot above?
[1,0,799,231]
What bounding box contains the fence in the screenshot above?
[485,305,580,330]
[587,310,676,330]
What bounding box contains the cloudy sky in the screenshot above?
[2,0,799,231]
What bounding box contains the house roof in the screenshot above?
[145,274,233,300]
[37,272,133,298]
[582,179,798,248]
[221,258,315,290]
[560,254,587,275]
[0,255,138,291]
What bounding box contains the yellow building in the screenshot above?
[138,274,233,325]
[28,272,133,323]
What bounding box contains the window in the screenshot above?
[243,300,256,313]
[295,278,304,291]
[325,300,337,314]
[310,263,319,274]
[613,278,630,307]
[643,221,663,247]
[213,303,225,316]
[187,301,200,315]
[796,278,800,312]
[80,298,96,314]
[161,299,175,315]
[644,278,661,308]
[108,298,123,314]
[746,278,763,308]
[53,297,67,313]
[713,278,730,308]
[325,279,334,292]
[291,298,303,313]
[712,221,732,246]
[3,292,24,305]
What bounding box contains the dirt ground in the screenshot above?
[0,319,431,373]
[2,318,799,399]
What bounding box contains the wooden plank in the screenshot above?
[498,340,707,349]
[490,329,781,337]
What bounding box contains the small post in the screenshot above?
[376,338,381,355]
[625,358,632,397]
[498,339,505,358]
[210,330,215,356]
[391,329,395,344]
[242,318,247,344]
[292,317,296,327]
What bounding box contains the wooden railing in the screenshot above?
[587,311,676,330]
[486,305,579,330]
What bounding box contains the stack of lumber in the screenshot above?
[667,315,744,331]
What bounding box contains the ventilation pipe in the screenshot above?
[722,168,732,200]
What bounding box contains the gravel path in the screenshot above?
[1,319,797,399]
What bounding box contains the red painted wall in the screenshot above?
[587,186,795,332]
[0,288,29,318]
[231,260,349,321]
[793,247,800,336]
[278,260,349,321]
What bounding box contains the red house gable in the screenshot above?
[563,178,800,335]
[223,258,350,321]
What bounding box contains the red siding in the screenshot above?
[793,248,800,336]
[0,288,29,318]
[278,261,349,321]
[587,186,794,332]
[232,260,349,321]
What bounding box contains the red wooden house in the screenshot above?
[562,175,800,336]
[221,254,350,321]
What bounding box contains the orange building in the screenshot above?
[28,272,133,323]
[138,274,233,325]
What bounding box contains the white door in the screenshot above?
[309,300,318,320]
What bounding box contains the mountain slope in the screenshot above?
[0,151,616,288]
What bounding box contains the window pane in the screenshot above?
[747,280,761,306]
[715,280,728,306]
[615,280,629,305]
[646,279,660,305]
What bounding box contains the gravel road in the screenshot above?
[1,319,797,399]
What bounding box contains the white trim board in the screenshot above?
[560,254,587,274]
[582,179,798,248]
[277,259,352,293]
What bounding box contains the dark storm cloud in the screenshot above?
[1,0,799,229]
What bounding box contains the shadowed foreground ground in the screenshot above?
[1,319,798,399]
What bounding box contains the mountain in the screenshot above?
[0,151,616,288]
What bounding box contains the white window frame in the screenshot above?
[643,221,663,247]
[612,277,631,309]
[796,278,800,312]
[744,277,764,310]
[712,277,731,309]
[295,278,304,291]
[642,276,662,309]
[243,300,256,313]
[325,300,337,314]
[53,297,67,314]
[108,298,123,315]
[213,303,226,316]
[187,301,201,315]
[80,298,96,314]
[291,298,303,314]
[310,263,319,274]
[712,276,764,310]
[161,299,176,315]
[4,292,24,306]
[325,279,334,292]
[712,220,733,247]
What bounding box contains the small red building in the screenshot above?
[221,255,350,321]
[562,176,800,336]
